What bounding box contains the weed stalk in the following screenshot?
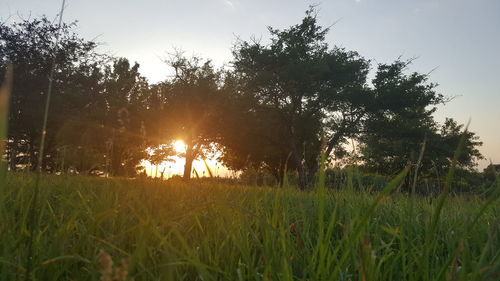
[24,1,67,280]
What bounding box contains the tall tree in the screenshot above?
[360,61,483,182]
[50,57,150,176]
[0,17,101,171]
[160,54,222,179]
[223,8,371,188]
[101,58,149,176]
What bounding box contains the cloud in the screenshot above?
[223,0,235,8]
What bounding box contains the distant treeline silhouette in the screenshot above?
[0,8,485,189]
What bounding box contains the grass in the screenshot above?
[0,173,498,280]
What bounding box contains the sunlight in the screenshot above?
[173,140,186,153]
[141,141,235,179]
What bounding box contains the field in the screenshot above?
[0,173,498,281]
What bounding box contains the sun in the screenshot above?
[173,140,186,153]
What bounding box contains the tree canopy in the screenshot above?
[0,10,485,189]
[219,8,373,187]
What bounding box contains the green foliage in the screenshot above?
[100,58,150,176]
[360,61,483,186]
[0,17,152,176]
[49,57,150,177]
[238,168,280,186]
[55,119,108,174]
[0,173,498,280]
[222,8,372,188]
[0,17,101,171]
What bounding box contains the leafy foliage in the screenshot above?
[151,54,224,179]
[221,8,372,187]
[360,61,483,182]
[0,17,101,171]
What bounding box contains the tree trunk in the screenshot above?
[8,142,16,171]
[28,140,37,172]
[183,157,194,180]
[306,162,318,185]
[302,130,345,187]
[292,152,308,190]
[273,166,285,187]
[289,137,308,189]
[183,141,195,180]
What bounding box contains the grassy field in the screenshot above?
[0,173,499,281]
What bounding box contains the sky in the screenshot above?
[1,0,499,171]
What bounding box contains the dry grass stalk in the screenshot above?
[98,249,132,281]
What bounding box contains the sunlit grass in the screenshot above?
[0,173,498,281]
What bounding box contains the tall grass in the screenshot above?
[0,66,12,185]
[24,2,67,280]
[0,173,498,280]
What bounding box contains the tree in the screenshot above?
[51,57,150,176]
[0,17,101,171]
[359,61,483,186]
[221,8,371,188]
[147,144,176,178]
[158,54,223,180]
[55,118,108,174]
[434,118,483,171]
[100,58,149,176]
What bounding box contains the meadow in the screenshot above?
[0,172,498,281]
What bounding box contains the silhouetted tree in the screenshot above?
[360,61,483,184]
[52,57,150,176]
[0,17,102,171]
[0,13,486,185]
[222,8,371,188]
[101,58,149,176]
[161,54,222,179]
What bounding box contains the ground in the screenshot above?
[0,174,499,281]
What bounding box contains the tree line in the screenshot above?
[0,9,483,189]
